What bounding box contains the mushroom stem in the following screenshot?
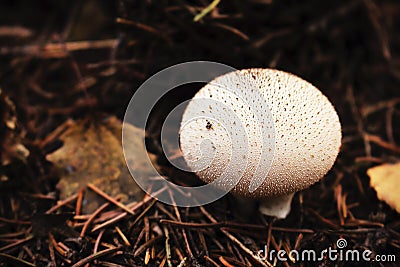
[258,192,295,219]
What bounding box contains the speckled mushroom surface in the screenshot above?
[179,68,341,199]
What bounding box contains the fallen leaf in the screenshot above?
[367,162,400,214]
[46,116,147,213]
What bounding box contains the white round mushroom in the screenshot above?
[179,68,341,219]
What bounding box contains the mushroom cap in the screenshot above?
[179,68,341,199]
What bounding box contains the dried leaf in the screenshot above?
[46,116,146,213]
[367,162,400,213]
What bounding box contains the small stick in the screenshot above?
[0,217,30,225]
[87,183,135,216]
[159,256,167,267]
[211,23,249,40]
[163,227,173,267]
[193,0,221,22]
[48,233,67,257]
[168,190,193,259]
[75,188,85,217]
[354,156,384,163]
[365,134,400,153]
[335,185,345,226]
[71,246,121,267]
[0,252,35,267]
[361,98,400,116]
[48,240,57,267]
[91,211,127,232]
[204,255,221,267]
[116,18,161,35]
[94,229,105,256]
[346,85,371,157]
[157,204,178,221]
[0,39,120,58]
[129,199,157,229]
[175,248,184,261]
[294,234,303,251]
[198,231,208,256]
[80,203,109,237]
[0,235,33,252]
[270,236,290,267]
[0,232,25,239]
[199,206,272,267]
[133,236,164,258]
[0,26,33,38]
[386,106,395,144]
[160,219,224,228]
[115,226,131,247]
[307,208,340,229]
[219,256,234,267]
[132,227,146,252]
[46,193,78,214]
[144,216,150,264]
[160,219,314,233]
[22,246,35,262]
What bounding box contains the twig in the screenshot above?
[346,85,372,157]
[48,233,68,258]
[75,188,85,217]
[91,211,127,233]
[0,235,33,252]
[0,26,33,38]
[80,203,109,237]
[0,252,35,267]
[252,28,292,49]
[71,246,121,267]
[361,97,400,116]
[93,229,105,258]
[354,156,384,163]
[211,23,249,40]
[160,219,314,233]
[365,134,400,153]
[46,193,78,214]
[129,199,157,229]
[363,0,391,60]
[307,208,340,229]
[204,255,221,267]
[49,239,57,267]
[144,216,151,264]
[199,206,273,267]
[219,256,234,267]
[132,227,146,253]
[168,190,194,259]
[115,226,131,247]
[163,227,173,267]
[386,105,395,144]
[0,217,30,225]
[133,236,164,257]
[0,39,120,58]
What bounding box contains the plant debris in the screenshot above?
[46,116,145,213]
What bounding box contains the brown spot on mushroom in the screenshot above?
[206,121,213,130]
